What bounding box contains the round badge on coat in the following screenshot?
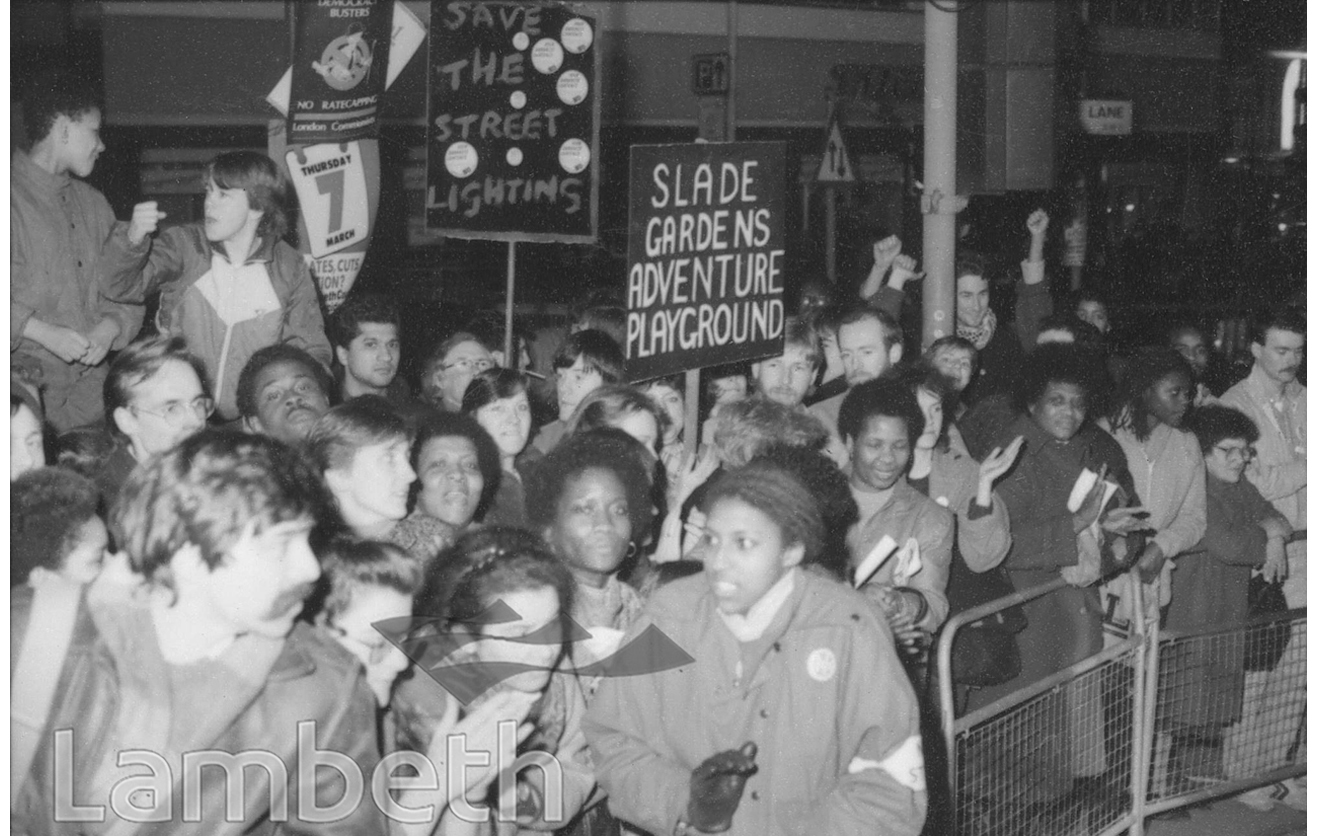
[807,647,837,682]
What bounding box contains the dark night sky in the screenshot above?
[1219,0,1307,60]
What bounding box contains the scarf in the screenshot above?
[957,307,997,351]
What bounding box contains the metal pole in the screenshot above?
[921,0,958,347]
[726,0,737,141]
[825,188,837,283]
[504,242,515,365]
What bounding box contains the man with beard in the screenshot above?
[11,431,385,834]
[1220,307,1307,812]
[97,336,211,508]
[750,316,820,410]
[808,305,904,468]
[238,343,333,446]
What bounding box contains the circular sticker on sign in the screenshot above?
[556,70,589,106]
[512,32,530,51]
[509,90,527,109]
[531,38,564,74]
[807,648,837,683]
[558,139,590,174]
[506,147,524,166]
[561,18,594,53]
[445,142,478,179]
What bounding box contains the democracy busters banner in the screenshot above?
[625,142,787,382]
[425,1,600,241]
[288,0,394,144]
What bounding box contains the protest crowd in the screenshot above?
[9,70,1306,836]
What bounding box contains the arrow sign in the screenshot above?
[817,119,856,184]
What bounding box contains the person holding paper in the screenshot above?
[965,344,1137,808]
[839,378,954,651]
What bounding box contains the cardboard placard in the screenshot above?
[288,0,394,143]
[625,142,787,382]
[425,1,600,242]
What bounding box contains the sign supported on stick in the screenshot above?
[426,1,600,242]
[625,142,787,382]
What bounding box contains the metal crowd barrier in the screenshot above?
[933,568,1307,836]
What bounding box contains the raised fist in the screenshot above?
[872,235,901,269]
[1026,208,1049,238]
[128,201,168,246]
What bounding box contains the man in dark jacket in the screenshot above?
[12,431,386,835]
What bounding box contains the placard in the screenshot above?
[425,2,600,242]
[285,142,370,258]
[625,142,787,382]
[288,0,394,143]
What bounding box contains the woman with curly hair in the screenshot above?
[1101,348,1206,606]
[967,344,1142,806]
[409,410,501,536]
[524,428,656,699]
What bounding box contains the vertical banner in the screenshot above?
[625,143,787,382]
[288,0,394,144]
[425,2,600,242]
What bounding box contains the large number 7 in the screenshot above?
[316,169,346,235]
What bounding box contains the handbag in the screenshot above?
[1244,573,1292,673]
[945,558,1027,688]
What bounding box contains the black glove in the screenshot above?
[686,742,759,833]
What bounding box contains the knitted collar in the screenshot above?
[957,308,998,350]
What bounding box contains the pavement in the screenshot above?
[1143,793,1307,836]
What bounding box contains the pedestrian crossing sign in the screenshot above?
[817,118,856,184]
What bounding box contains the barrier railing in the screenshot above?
[935,572,1148,836]
[935,567,1307,835]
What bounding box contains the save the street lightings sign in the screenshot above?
[1080,99,1133,135]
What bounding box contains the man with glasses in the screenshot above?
[98,335,211,506]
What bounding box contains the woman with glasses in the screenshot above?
[1154,406,1291,792]
[421,331,496,413]
[462,368,536,528]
